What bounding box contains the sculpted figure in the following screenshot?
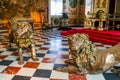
[9,18,39,65]
[55,33,120,75]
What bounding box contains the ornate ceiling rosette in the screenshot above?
[69,0,77,8]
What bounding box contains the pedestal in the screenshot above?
[98,20,103,30]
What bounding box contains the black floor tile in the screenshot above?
[33,69,52,78]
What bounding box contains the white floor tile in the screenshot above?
[50,70,68,79]
[55,59,66,64]
[36,50,48,54]
[44,54,57,58]
[30,77,49,80]
[0,51,13,55]
[38,63,54,70]
[86,74,105,80]
[9,61,25,67]
[4,56,18,61]
[17,68,36,76]
[0,66,7,72]
[0,74,14,80]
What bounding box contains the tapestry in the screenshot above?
[67,0,85,26]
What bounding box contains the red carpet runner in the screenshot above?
[61,28,120,45]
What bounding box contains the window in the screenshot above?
[50,0,63,16]
[85,0,92,15]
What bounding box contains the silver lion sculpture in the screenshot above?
[55,33,120,74]
[9,18,39,65]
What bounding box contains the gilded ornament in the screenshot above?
[9,19,39,65]
[55,33,120,75]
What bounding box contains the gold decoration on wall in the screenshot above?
[0,0,45,19]
[96,0,107,8]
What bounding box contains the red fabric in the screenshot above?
[60,28,120,45]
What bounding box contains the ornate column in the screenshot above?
[91,19,95,29]
[98,18,103,30]
[112,0,117,30]
[84,15,89,28]
[105,14,110,30]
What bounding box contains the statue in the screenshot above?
[55,33,120,75]
[8,18,39,65]
[83,15,88,28]
[105,14,110,30]
[96,10,105,30]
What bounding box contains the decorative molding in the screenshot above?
[69,0,78,8]
[51,16,60,26]
[79,0,85,6]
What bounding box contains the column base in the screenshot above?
[98,27,103,31]
[84,27,88,28]
[91,27,95,29]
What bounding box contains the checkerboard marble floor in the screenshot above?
[0,29,120,80]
